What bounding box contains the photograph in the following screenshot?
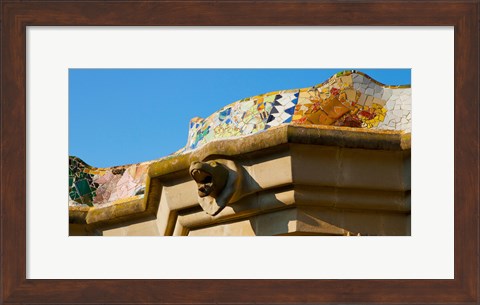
[68,68,412,236]
[3,1,477,303]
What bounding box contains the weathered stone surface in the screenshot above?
[85,137,410,236]
[189,159,239,216]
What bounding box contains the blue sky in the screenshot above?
[69,69,411,167]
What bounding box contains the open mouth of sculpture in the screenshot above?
[191,169,214,197]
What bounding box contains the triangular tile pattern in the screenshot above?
[186,94,277,150]
[265,92,299,129]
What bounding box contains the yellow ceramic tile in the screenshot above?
[345,89,356,102]
[323,96,350,120]
[340,75,353,87]
[372,97,386,107]
[127,166,136,178]
[357,93,367,106]
[364,96,374,107]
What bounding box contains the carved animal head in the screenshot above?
[188,159,242,216]
[189,160,229,199]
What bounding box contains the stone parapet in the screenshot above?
[72,125,410,236]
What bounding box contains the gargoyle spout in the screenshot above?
[190,161,229,198]
[189,159,240,216]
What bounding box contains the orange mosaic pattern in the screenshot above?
[186,70,411,150]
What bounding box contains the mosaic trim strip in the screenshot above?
[69,156,151,207]
[186,70,411,150]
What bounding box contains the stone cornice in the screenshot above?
[69,124,410,227]
[149,124,410,177]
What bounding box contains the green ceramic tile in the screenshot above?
[80,194,93,207]
[75,179,91,196]
[69,190,80,200]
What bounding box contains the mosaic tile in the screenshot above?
[68,156,152,207]
[265,92,299,128]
